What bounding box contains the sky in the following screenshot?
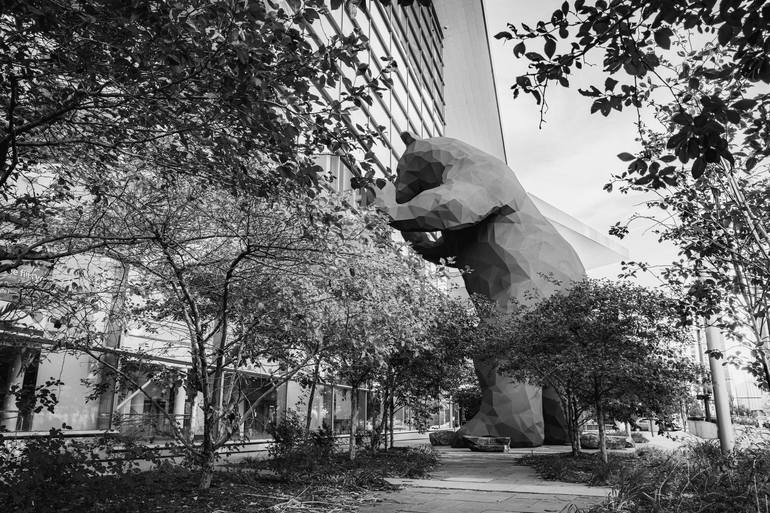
[484,0,678,285]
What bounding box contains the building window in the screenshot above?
[0,347,41,432]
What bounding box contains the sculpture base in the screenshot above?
[463,435,510,452]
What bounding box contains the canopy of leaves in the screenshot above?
[495,279,698,421]
[0,0,386,274]
[496,0,770,186]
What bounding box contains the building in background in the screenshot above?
[0,0,625,444]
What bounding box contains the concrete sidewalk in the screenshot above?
[360,446,611,513]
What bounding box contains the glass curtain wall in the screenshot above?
[291,0,444,185]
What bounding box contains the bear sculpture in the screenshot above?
[376,133,586,446]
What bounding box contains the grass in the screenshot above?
[519,441,770,513]
[243,444,439,488]
[2,446,438,513]
[517,451,635,487]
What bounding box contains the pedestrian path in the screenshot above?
[360,446,611,513]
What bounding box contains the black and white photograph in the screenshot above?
[1,1,769,511]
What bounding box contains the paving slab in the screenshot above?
[360,445,610,513]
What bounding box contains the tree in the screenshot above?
[606,42,770,391]
[315,249,474,459]
[495,1,770,389]
[497,279,697,461]
[0,0,388,278]
[373,287,476,449]
[63,172,351,488]
[496,0,770,178]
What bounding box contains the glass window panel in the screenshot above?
[333,387,352,434]
[242,377,277,439]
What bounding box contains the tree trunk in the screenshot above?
[199,454,214,490]
[388,394,394,450]
[199,406,216,489]
[305,359,321,433]
[596,401,608,464]
[566,394,580,456]
[380,392,388,450]
[369,392,383,451]
[349,385,358,461]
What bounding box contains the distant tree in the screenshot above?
[374,291,476,447]
[498,279,698,461]
[318,251,474,459]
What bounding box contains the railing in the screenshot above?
[0,409,33,431]
[113,413,189,439]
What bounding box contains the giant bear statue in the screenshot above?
[376,133,586,446]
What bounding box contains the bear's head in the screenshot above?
[395,132,448,204]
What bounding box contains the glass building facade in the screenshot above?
[299,0,445,179]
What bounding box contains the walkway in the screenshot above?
[360,446,611,513]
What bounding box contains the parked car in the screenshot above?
[632,416,681,431]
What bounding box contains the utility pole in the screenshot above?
[703,323,735,453]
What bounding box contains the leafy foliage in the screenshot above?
[497,0,770,183]
[0,428,142,513]
[518,451,632,487]
[0,0,388,278]
[589,441,770,513]
[0,443,436,513]
[249,442,438,486]
[265,410,338,478]
[497,0,770,394]
[495,279,698,461]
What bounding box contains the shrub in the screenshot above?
[0,428,140,513]
[266,410,307,461]
[588,440,770,512]
[265,411,340,478]
[518,452,632,487]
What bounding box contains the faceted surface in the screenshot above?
[382,134,586,446]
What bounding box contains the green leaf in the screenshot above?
[671,111,693,125]
[691,157,706,179]
[717,23,734,46]
[544,38,556,58]
[495,31,513,40]
[525,52,545,62]
[617,152,635,162]
[731,98,757,110]
[654,27,672,49]
[635,174,654,185]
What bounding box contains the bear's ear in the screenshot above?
[400,131,417,146]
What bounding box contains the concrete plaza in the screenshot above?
[360,446,611,513]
